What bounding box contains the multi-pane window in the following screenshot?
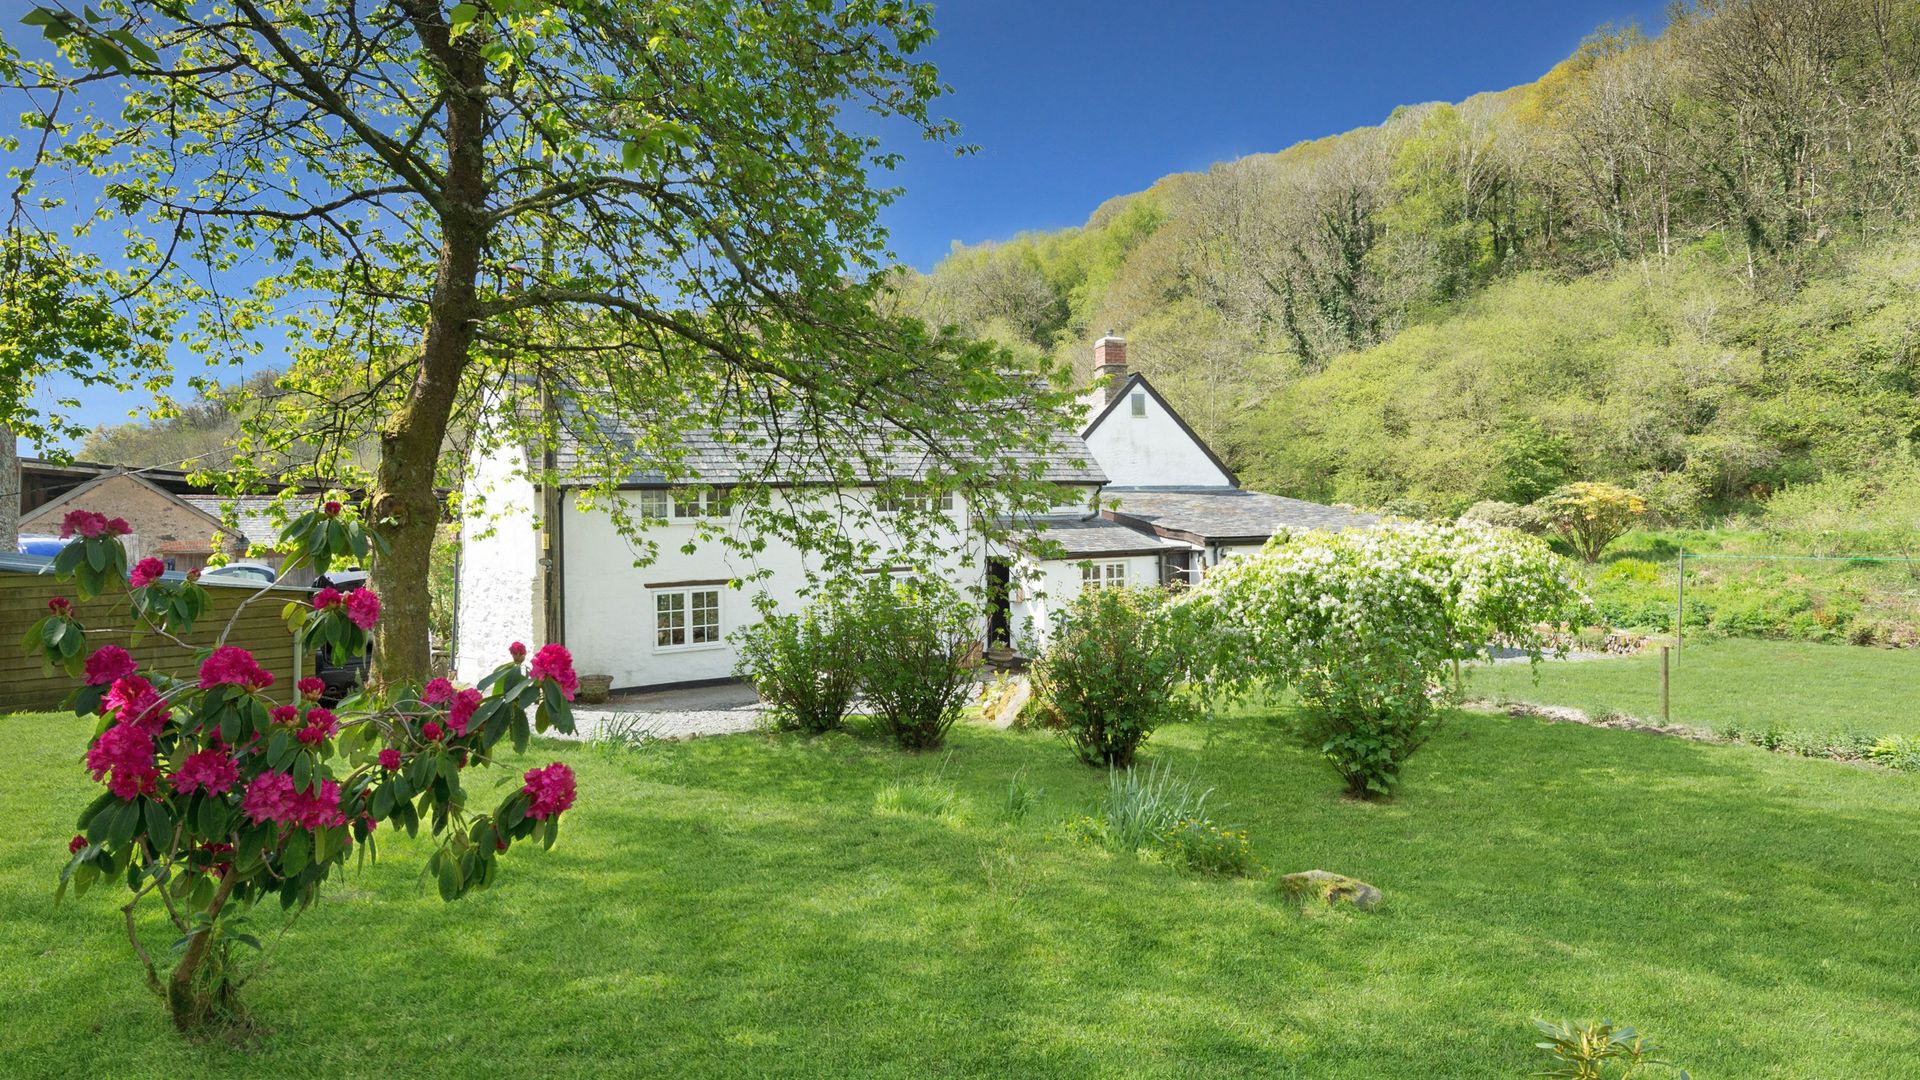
[877,492,955,514]
[1129,391,1147,417]
[1081,561,1126,591]
[655,588,721,649]
[639,488,728,520]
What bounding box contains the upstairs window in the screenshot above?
[1081,561,1127,591]
[639,488,729,520]
[1129,391,1147,418]
[877,492,955,514]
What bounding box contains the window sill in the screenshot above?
[652,640,728,655]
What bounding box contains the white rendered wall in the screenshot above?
[454,444,538,683]
[1005,551,1167,654]
[561,492,991,690]
[1083,389,1233,488]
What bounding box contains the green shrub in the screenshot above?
[845,576,979,750]
[734,594,859,733]
[1530,482,1647,562]
[1191,521,1586,798]
[1027,585,1195,767]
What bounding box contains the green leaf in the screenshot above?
[280,829,310,875]
[142,799,174,850]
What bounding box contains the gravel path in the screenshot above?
[560,702,767,742]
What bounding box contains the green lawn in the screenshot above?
[4,708,1918,1078]
[1468,638,1920,737]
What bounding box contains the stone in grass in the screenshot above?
[1278,870,1383,911]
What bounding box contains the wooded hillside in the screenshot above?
[895,0,1920,518]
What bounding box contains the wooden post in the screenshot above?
[1674,549,1684,665]
[1660,645,1671,725]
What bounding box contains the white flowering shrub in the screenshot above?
[1183,522,1587,798]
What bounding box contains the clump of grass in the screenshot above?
[1003,768,1043,823]
[587,714,657,759]
[1098,760,1214,851]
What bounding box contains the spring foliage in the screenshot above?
[1188,522,1586,797]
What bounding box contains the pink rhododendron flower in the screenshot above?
[241,771,347,829]
[270,705,299,725]
[448,688,483,735]
[522,762,577,820]
[297,676,325,697]
[378,748,401,771]
[322,500,342,517]
[509,641,526,663]
[343,588,380,630]
[198,646,274,691]
[421,677,454,706]
[312,587,342,610]
[421,720,444,741]
[47,596,72,616]
[296,707,338,746]
[172,748,240,797]
[105,676,171,733]
[86,722,158,800]
[68,834,88,854]
[528,643,579,701]
[60,509,108,539]
[84,645,138,687]
[129,557,166,588]
[105,517,132,537]
[185,567,202,582]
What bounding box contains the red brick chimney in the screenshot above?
[1093,332,1127,401]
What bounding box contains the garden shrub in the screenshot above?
[845,576,978,750]
[1189,521,1586,798]
[733,590,858,733]
[1530,482,1647,562]
[29,499,579,1032]
[1026,585,1196,767]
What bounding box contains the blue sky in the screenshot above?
[21,0,1669,452]
[878,0,1669,270]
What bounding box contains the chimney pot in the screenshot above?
[1093,333,1128,402]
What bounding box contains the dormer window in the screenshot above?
[1129,391,1147,417]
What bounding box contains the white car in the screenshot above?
[199,562,279,586]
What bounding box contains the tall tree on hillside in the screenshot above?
[3,0,1085,681]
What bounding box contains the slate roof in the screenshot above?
[552,404,1107,488]
[996,514,1183,558]
[180,495,286,548]
[1102,487,1378,544]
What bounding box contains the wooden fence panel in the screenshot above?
[0,568,311,713]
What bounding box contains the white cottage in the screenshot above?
[455,334,1373,691]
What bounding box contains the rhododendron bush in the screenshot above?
[25,499,580,1032]
[1183,521,1587,798]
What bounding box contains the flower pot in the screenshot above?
[577,674,614,704]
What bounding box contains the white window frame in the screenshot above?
[1081,560,1127,591]
[877,491,955,514]
[652,586,724,651]
[639,488,729,521]
[1129,391,1147,418]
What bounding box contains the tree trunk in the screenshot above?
[369,10,490,684]
[167,872,238,1031]
[0,423,17,546]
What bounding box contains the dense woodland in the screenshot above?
[894,0,1920,523]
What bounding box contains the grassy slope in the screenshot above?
[4,711,1918,1079]
[1469,639,1920,737]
